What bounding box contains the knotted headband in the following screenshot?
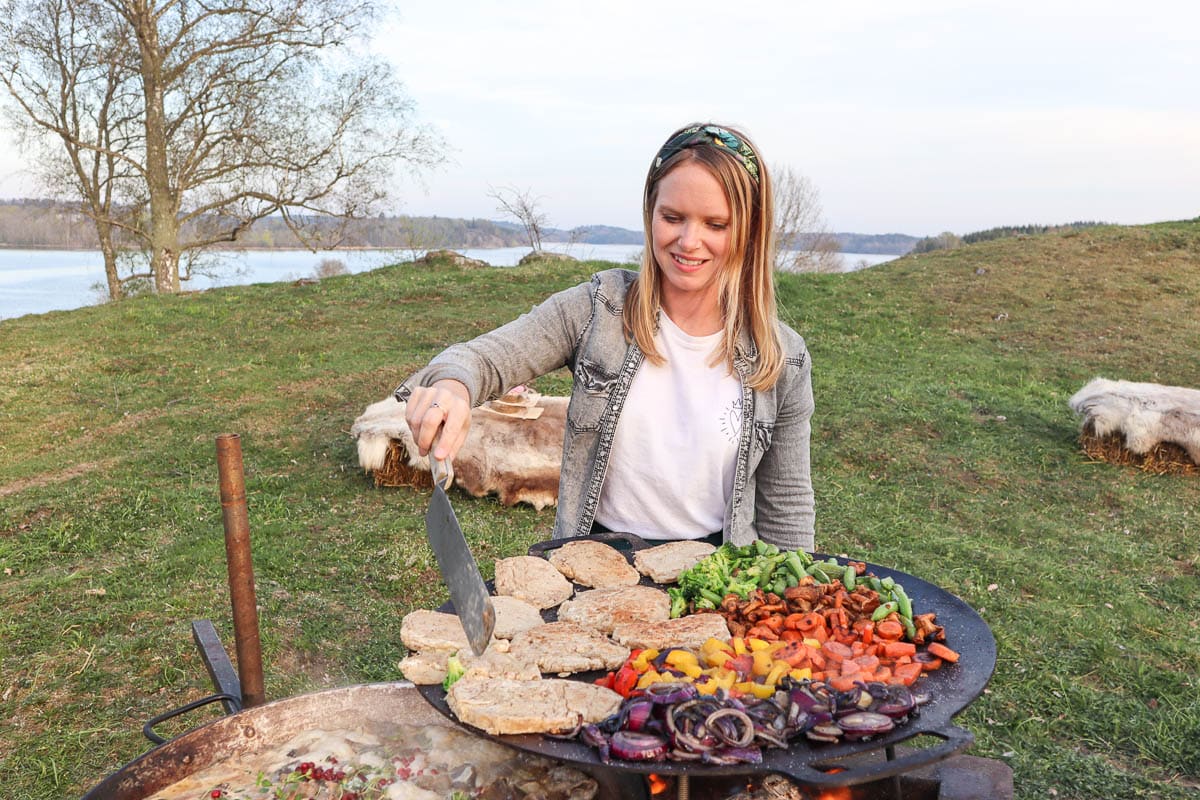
[652,124,760,183]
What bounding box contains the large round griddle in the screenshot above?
[417,533,996,788]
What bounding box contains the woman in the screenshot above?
[396,123,814,552]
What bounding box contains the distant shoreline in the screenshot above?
[0,242,914,256]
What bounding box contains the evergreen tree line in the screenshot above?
[911,221,1106,254]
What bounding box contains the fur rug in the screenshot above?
[351,389,567,509]
[1068,377,1200,474]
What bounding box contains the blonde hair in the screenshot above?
[624,123,784,391]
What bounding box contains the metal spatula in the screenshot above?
[424,457,495,655]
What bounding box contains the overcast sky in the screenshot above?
[1,0,1196,236]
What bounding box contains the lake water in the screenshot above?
[0,244,896,321]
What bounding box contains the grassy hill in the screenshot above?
[1,221,1197,799]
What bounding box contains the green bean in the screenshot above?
[871,601,898,621]
[784,551,809,581]
[757,567,774,589]
[842,565,857,590]
[807,565,832,583]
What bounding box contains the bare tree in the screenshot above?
[773,164,844,274]
[489,184,547,253]
[396,215,446,262]
[1,0,143,299]
[0,0,442,299]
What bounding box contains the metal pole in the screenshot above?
[216,433,266,709]
[885,744,904,800]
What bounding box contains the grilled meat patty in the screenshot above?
[555,585,671,634]
[508,621,631,674]
[547,540,640,588]
[494,555,574,609]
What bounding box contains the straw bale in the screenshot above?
[1079,423,1199,476]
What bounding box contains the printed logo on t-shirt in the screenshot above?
[720,396,743,444]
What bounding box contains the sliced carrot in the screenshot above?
[882,641,917,659]
[821,640,853,662]
[874,620,905,641]
[874,666,892,682]
[746,626,779,641]
[852,619,875,645]
[893,662,924,686]
[926,642,961,663]
[761,615,785,634]
[780,630,805,642]
[854,654,880,673]
[918,656,944,672]
[829,675,860,692]
[794,612,825,633]
[774,641,809,668]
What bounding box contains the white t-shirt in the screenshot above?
[594,313,743,540]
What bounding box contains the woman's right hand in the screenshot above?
[405,379,472,463]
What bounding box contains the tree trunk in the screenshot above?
[129,1,181,293]
[97,228,123,301]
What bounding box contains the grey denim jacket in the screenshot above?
[395,268,815,552]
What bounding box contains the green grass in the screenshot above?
[2,222,1199,798]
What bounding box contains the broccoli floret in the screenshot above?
[667,587,688,618]
[442,652,466,691]
[677,548,732,601]
[726,576,760,600]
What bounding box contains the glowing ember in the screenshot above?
[648,773,671,795]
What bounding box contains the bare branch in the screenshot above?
[488,184,548,253]
[772,163,844,274]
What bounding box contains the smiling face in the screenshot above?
[650,160,733,329]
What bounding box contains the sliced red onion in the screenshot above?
[754,729,790,749]
[875,685,916,720]
[806,724,841,743]
[788,686,831,715]
[643,681,698,705]
[863,681,890,700]
[705,708,756,748]
[666,704,715,752]
[620,698,656,732]
[836,711,896,740]
[701,746,764,765]
[580,724,611,762]
[610,730,669,761]
[834,685,866,711]
[668,748,703,761]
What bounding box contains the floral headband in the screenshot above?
[652,124,761,183]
